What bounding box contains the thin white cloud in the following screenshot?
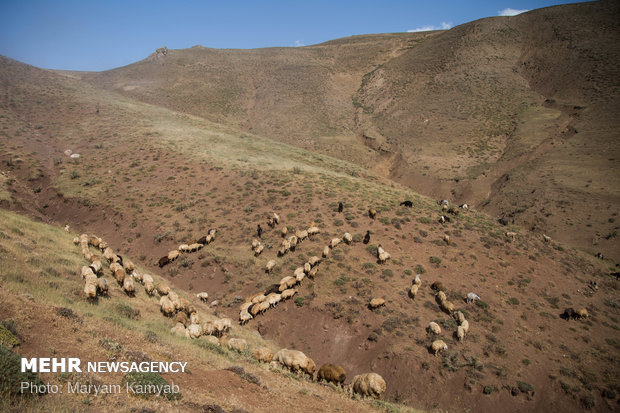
[408,22,452,33]
[498,8,529,16]
[293,40,305,47]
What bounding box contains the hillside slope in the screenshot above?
[76,1,620,262]
[0,55,619,412]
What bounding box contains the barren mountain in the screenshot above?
[0,1,619,412]
[79,0,620,262]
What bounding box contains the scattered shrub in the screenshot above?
[0,345,45,397]
[121,372,181,400]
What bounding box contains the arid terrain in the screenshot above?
[0,1,619,412]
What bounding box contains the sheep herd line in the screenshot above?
[238,205,483,358]
[70,229,388,399]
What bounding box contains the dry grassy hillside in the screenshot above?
[74,1,620,262]
[0,55,619,412]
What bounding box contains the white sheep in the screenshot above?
[96,278,109,296]
[440,300,455,314]
[202,321,215,336]
[273,349,316,377]
[281,227,288,237]
[222,337,249,353]
[142,274,155,295]
[252,239,260,249]
[296,229,308,241]
[252,347,274,363]
[308,266,319,278]
[322,246,330,258]
[308,256,321,267]
[160,296,175,316]
[187,323,202,339]
[460,319,469,333]
[288,235,298,250]
[466,292,480,304]
[84,278,97,300]
[266,260,276,273]
[369,297,385,309]
[278,241,290,257]
[330,238,342,249]
[457,325,465,342]
[254,244,264,256]
[281,288,297,300]
[343,232,353,245]
[190,312,200,325]
[350,373,386,400]
[157,283,170,296]
[378,251,391,264]
[295,271,305,284]
[132,270,144,283]
[213,318,232,337]
[255,301,270,314]
[505,231,517,241]
[250,294,267,304]
[431,339,448,356]
[273,213,280,225]
[428,321,441,335]
[123,276,135,296]
[170,323,186,337]
[239,309,252,325]
[267,293,282,307]
[197,292,209,302]
[413,274,422,286]
[307,226,320,236]
[409,284,419,299]
[188,243,203,252]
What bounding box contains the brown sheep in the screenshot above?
[158,256,170,268]
[174,311,189,327]
[368,208,377,219]
[317,364,346,386]
[431,281,446,292]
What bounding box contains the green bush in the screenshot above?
[429,256,442,265]
[121,372,182,400]
[0,345,45,397]
[0,323,20,348]
[517,381,534,393]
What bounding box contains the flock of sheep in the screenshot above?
[158,229,217,268]
[70,224,387,400]
[73,233,160,299]
[240,218,361,325]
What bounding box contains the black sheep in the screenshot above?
[257,224,263,237]
[561,308,577,320]
[363,230,370,244]
[197,235,207,245]
[400,200,413,207]
[338,202,343,212]
[264,283,281,295]
[158,256,170,268]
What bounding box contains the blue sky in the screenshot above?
[0,0,585,71]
